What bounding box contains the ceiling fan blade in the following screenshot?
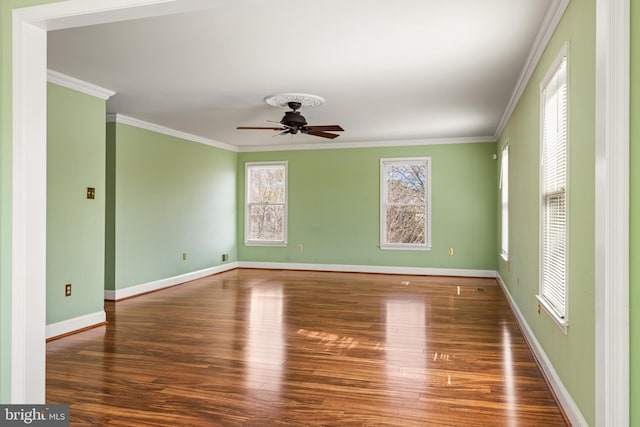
[237,126,284,130]
[307,130,340,139]
[268,120,290,126]
[273,129,292,137]
[269,120,303,133]
[304,125,344,132]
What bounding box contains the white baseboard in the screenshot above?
[237,261,496,278]
[496,273,587,426]
[104,262,493,302]
[105,262,239,301]
[46,310,106,340]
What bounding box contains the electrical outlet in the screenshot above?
[65,283,72,297]
[222,253,229,262]
[182,252,187,260]
[448,247,454,256]
[297,244,303,252]
[86,187,95,199]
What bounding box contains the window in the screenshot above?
[538,45,568,328]
[245,161,287,246]
[380,157,431,250]
[500,142,509,261]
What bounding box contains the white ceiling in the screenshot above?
[47,0,558,150]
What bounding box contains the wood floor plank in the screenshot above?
[46,269,567,426]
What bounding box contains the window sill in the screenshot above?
[536,294,568,334]
[244,241,287,247]
[379,244,431,251]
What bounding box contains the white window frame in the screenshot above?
[500,141,509,261]
[537,43,569,332]
[244,161,288,247]
[380,157,431,251]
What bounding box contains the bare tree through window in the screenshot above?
[381,158,430,249]
[246,162,287,244]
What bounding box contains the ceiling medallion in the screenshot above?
[264,93,324,108]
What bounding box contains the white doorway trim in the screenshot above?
[594,0,630,425]
[11,11,47,404]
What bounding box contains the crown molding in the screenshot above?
[47,69,115,100]
[238,135,496,152]
[106,112,494,153]
[494,0,571,138]
[106,113,239,152]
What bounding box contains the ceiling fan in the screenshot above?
[237,101,344,139]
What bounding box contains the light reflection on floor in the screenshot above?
[245,286,284,393]
[241,278,528,423]
[385,299,427,382]
[296,328,360,354]
[502,323,517,426]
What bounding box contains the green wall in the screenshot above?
[238,143,497,270]
[107,123,237,290]
[496,0,596,424]
[47,83,106,324]
[630,2,640,425]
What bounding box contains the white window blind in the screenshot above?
[500,143,509,260]
[540,53,568,322]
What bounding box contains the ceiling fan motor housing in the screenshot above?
[281,111,307,129]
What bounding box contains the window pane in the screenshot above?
[386,165,425,205]
[542,190,566,315]
[249,166,285,204]
[248,204,284,241]
[386,205,425,244]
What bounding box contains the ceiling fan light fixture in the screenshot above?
[264,93,324,108]
[238,93,342,140]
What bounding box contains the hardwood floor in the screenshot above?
[46,269,568,426]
